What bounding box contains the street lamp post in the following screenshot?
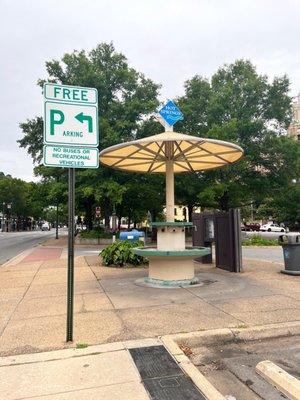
[1,202,5,232]
[7,203,12,232]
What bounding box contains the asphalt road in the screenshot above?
[193,336,300,400]
[242,231,300,263]
[242,247,283,263]
[0,230,56,265]
[246,231,300,240]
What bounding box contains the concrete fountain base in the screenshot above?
[133,246,211,288]
[135,276,205,289]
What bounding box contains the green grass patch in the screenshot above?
[235,324,248,329]
[76,342,89,349]
[242,235,279,246]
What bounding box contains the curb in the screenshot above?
[0,338,162,368]
[0,248,33,267]
[161,335,226,400]
[243,257,283,265]
[161,321,300,400]
[256,360,300,400]
[0,232,59,267]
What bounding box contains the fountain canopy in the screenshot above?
[99,131,243,173]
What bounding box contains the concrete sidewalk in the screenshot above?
[0,340,157,400]
[0,245,299,357]
[0,244,299,400]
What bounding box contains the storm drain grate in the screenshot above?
[130,346,206,400]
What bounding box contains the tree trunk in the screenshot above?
[116,205,123,231]
[219,191,230,211]
[103,197,110,230]
[117,214,122,230]
[85,199,94,231]
[187,204,194,223]
[16,216,20,231]
[127,211,131,230]
[151,210,157,223]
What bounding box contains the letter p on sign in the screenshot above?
[50,109,65,135]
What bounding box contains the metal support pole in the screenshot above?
[1,203,4,232]
[66,168,75,342]
[55,203,59,239]
[165,142,174,222]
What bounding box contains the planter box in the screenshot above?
[75,236,112,245]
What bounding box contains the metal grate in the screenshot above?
[129,346,205,400]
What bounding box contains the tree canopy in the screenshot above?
[176,60,299,219]
[18,46,300,228]
[19,43,164,228]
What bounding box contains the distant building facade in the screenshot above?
[287,94,300,140]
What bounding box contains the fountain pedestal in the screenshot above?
[133,222,211,287]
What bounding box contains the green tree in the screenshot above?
[176,60,299,215]
[33,165,68,227]
[117,173,164,228]
[18,43,161,228]
[0,173,47,229]
[257,183,300,229]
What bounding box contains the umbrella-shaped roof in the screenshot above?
[99,131,243,173]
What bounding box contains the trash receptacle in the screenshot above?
[119,230,145,242]
[279,234,300,276]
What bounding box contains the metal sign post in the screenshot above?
[66,168,75,342]
[43,83,99,343]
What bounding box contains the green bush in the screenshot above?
[80,229,113,239]
[101,240,147,267]
[242,235,279,246]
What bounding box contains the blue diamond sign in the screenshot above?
[158,100,183,126]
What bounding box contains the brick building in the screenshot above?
[287,94,300,140]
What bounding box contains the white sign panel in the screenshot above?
[44,84,97,104]
[44,145,99,169]
[43,84,98,147]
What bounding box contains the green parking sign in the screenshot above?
[43,84,99,147]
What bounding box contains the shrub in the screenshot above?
[242,235,279,246]
[101,240,147,267]
[80,229,113,239]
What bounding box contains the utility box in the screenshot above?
[119,230,145,242]
[214,209,242,272]
[192,212,214,263]
[193,209,242,272]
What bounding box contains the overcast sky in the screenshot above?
[1,0,300,181]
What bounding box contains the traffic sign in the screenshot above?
[44,83,97,104]
[43,145,99,169]
[43,84,99,147]
[42,84,100,343]
[158,100,183,127]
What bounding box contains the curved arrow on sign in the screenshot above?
[75,112,93,133]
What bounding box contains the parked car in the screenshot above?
[260,223,285,232]
[41,222,51,231]
[241,222,261,231]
